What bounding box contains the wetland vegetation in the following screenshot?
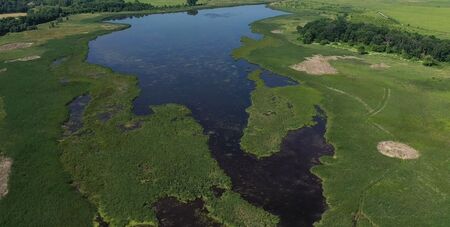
[0,0,449,226]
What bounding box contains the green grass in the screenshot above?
[233,11,450,226]
[239,70,320,157]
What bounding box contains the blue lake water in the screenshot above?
[88,5,286,131]
[88,5,332,227]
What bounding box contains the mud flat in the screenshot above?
[290,55,360,75]
[0,42,33,52]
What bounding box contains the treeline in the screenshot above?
[0,0,29,13]
[297,18,450,63]
[0,0,155,36]
[64,0,154,14]
[0,6,62,36]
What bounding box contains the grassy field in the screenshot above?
[234,8,450,226]
[270,0,450,39]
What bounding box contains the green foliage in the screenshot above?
[207,191,279,226]
[187,0,198,6]
[357,46,367,55]
[240,70,320,157]
[422,55,438,66]
[298,18,450,62]
[61,103,231,225]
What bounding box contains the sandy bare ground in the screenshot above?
[290,55,360,75]
[271,29,283,34]
[0,156,12,199]
[0,68,6,73]
[5,55,41,63]
[0,42,33,52]
[377,141,420,159]
[0,13,27,19]
[370,63,390,69]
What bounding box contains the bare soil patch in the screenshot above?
[370,63,390,69]
[0,13,27,19]
[0,156,12,199]
[290,55,360,75]
[0,42,33,52]
[0,68,6,73]
[377,141,420,159]
[271,29,283,34]
[5,55,41,63]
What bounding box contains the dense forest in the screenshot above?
[0,0,157,36]
[297,18,450,63]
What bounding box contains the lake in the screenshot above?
[88,5,332,227]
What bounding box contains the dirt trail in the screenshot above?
[325,86,374,112]
[5,55,41,63]
[0,156,12,198]
[370,88,391,117]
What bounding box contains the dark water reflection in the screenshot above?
[88,5,332,226]
[260,70,299,88]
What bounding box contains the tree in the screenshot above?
[187,0,198,6]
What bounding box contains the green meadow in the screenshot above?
[234,8,450,226]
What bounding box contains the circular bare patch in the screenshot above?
[377,141,419,159]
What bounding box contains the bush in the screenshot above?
[357,46,367,55]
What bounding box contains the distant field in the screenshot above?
[0,13,26,19]
[128,0,207,6]
[382,6,450,38]
[127,0,273,6]
[271,0,450,38]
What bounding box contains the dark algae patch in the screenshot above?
[260,70,298,88]
[155,197,221,227]
[63,95,91,136]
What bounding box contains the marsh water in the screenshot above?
[88,5,332,226]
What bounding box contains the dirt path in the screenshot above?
[325,86,374,113]
[370,88,391,117]
[5,55,41,63]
